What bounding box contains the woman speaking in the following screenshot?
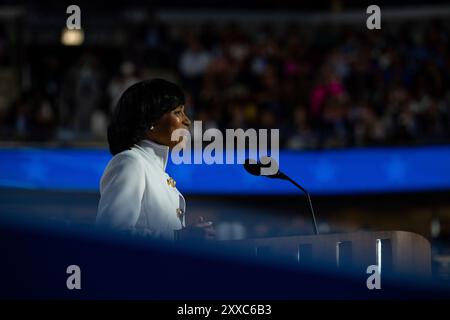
[96,79,214,240]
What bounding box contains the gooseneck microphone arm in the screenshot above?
[243,158,320,235]
[276,171,319,235]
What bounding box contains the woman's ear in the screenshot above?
[146,125,156,140]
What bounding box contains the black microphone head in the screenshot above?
[244,157,281,178]
[243,159,262,176]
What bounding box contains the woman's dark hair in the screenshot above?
[107,78,185,155]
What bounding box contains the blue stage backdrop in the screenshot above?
[0,146,449,195]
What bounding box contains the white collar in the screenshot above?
[135,139,170,171]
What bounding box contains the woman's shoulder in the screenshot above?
[99,149,148,195]
[100,149,146,186]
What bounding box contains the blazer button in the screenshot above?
[176,208,184,219]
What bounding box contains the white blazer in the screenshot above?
[96,139,186,240]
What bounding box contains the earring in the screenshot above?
[150,125,155,131]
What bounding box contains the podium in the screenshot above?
[1,221,444,299]
[223,231,431,277]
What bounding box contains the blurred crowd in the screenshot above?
[1,18,449,149]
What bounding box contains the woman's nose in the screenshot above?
[183,114,191,128]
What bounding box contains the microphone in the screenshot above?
[244,157,319,235]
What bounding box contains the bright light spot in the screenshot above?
[61,28,84,46]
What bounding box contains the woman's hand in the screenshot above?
[195,216,216,240]
[176,216,216,241]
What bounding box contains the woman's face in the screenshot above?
[148,105,191,148]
